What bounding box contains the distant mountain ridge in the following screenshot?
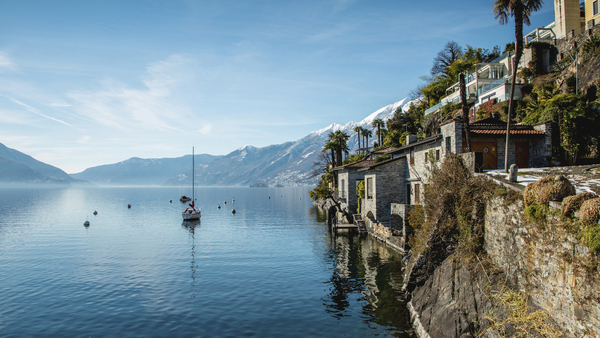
[0,142,81,185]
[70,154,221,186]
[0,98,417,187]
[163,98,417,186]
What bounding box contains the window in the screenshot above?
[445,137,452,153]
[340,179,345,198]
[410,149,415,165]
[436,149,440,161]
[595,0,599,15]
[425,152,429,163]
[367,178,373,199]
[415,184,420,204]
[406,184,411,204]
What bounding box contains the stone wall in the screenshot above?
[361,159,406,222]
[485,196,600,337]
[441,120,463,157]
[532,121,553,167]
[338,170,364,216]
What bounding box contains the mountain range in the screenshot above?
[1,98,417,186]
[0,142,85,185]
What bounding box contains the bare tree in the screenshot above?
[431,41,464,77]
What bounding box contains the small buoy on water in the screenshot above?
[224,201,227,204]
[231,209,236,214]
[127,204,131,209]
[217,205,221,209]
[269,196,270,199]
[169,200,172,203]
[93,210,98,216]
[84,217,90,227]
[232,197,235,202]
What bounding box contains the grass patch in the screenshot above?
[485,290,564,337]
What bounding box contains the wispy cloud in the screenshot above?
[0,52,14,72]
[66,54,195,133]
[0,94,74,127]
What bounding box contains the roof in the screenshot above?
[471,117,506,126]
[332,160,375,171]
[385,134,442,155]
[372,147,398,154]
[357,155,406,171]
[470,129,546,136]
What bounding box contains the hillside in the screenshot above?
[0,142,81,185]
[70,154,221,186]
[162,98,419,186]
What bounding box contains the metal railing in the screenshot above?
[477,78,507,95]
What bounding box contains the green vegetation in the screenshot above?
[407,154,495,261]
[374,154,391,164]
[524,203,550,228]
[342,154,366,165]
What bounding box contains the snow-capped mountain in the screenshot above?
[163,98,418,186]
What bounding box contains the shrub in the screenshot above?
[523,175,576,206]
[580,198,600,226]
[561,192,597,217]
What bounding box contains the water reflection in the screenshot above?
[323,230,414,337]
[182,220,200,299]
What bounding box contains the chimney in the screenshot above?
[406,135,418,145]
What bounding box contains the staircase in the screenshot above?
[353,214,368,234]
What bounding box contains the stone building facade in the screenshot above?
[441,117,552,170]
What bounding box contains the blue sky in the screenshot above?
[0,0,555,173]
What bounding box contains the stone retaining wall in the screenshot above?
[484,196,600,337]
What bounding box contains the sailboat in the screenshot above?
[182,147,201,221]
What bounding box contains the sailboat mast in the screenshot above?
[192,147,195,203]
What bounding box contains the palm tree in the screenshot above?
[449,57,478,151]
[362,129,373,152]
[332,130,350,166]
[372,119,385,146]
[376,128,388,148]
[353,126,362,152]
[493,0,544,171]
[323,140,337,169]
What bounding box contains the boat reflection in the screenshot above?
[182,220,200,298]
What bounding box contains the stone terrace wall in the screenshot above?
[485,197,600,337]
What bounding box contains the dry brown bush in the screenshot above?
[523,175,576,206]
[580,198,600,226]
[561,192,597,217]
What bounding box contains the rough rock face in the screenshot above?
[409,258,502,338]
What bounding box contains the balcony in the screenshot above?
[424,91,477,115]
[477,78,507,95]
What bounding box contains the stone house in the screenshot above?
[332,159,375,217]
[440,117,552,170]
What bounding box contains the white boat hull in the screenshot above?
[182,209,201,221]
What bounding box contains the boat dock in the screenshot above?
[332,214,367,234]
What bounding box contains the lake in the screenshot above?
[0,186,413,337]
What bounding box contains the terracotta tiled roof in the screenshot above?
[470,129,546,135]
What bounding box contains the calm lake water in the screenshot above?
[0,186,413,337]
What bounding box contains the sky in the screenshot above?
[0,0,555,174]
